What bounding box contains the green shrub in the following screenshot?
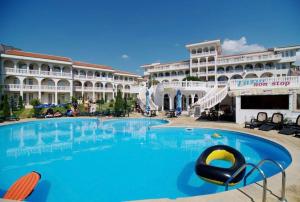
[114,90,124,116]
[2,95,10,117]
[30,98,41,117]
[53,106,67,114]
[18,96,24,110]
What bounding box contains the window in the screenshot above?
[29,93,34,103]
[241,95,289,109]
[297,94,300,110]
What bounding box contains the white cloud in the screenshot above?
[121,54,129,59]
[221,37,265,55]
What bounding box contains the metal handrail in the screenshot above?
[224,163,267,202]
[243,159,286,202]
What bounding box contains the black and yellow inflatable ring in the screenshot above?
[195,145,246,185]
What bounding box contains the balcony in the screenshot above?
[147,64,189,73]
[41,85,56,91]
[217,54,281,65]
[191,51,216,57]
[57,86,71,92]
[2,84,71,92]
[73,74,114,82]
[4,68,72,78]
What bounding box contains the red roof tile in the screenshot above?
[5,50,72,62]
[73,61,114,71]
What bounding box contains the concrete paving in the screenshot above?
[1,113,300,202]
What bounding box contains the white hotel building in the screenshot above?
[0,47,142,107]
[141,39,300,123]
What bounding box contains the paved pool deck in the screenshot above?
[0,114,299,202]
[132,113,300,202]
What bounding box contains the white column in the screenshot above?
[38,63,41,75]
[197,58,200,75]
[161,95,164,111]
[54,80,58,104]
[214,55,217,82]
[206,57,208,81]
[38,79,42,101]
[169,95,174,110]
[19,77,24,101]
[14,61,17,71]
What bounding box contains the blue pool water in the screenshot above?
[0,118,292,202]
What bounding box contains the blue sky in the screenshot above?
[1,0,300,75]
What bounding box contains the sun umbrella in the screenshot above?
[176,90,182,115]
[145,89,150,113]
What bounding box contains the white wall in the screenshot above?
[235,95,299,124]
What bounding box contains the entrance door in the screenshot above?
[163,94,169,110]
[48,94,53,104]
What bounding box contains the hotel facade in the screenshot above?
[0,46,142,107]
[141,39,300,123]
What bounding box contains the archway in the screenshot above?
[182,95,187,111]
[4,76,20,84]
[231,74,243,80]
[260,72,273,78]
[245,73,258,78]
[163,94,170,110]
[194,94,199,103]
[4,60,14,68]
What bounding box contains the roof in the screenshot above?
[4,50,72,62]
[115,70,140,77]
[73,61,114,71]
[185,39,221,49]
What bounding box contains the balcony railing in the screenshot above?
[73,74,114,81]
[218,54,281,65]
[5,68,72,78]
[1,84,136,93]
[147,64,190,73]
[191,51,216,57]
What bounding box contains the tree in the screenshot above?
[96,98,105,111]
[114,89,124,116]
[18,96,24,110]
[182,76,201,81]
[9,96,17,112]
[2,94,10,117]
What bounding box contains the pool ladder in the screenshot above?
[224,159,286,202]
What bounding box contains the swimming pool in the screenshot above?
[0,118,292,202]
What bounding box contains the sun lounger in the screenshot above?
[259,113,284,131]
[166,110,176,118]
[3,171,41,201]
[5,114,20,121]
[54,111,63,117]
[0,115,5,123]
[245,112,268,129]
[279,115,300,135]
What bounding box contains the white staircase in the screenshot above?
[192,85,228,117]
[137,86,158,111]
